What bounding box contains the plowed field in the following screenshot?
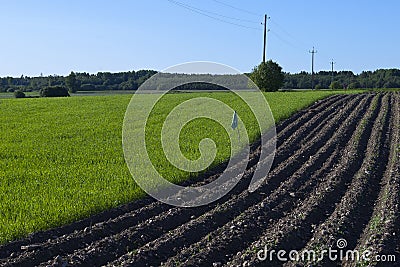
[1,93,398,266]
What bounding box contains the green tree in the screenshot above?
[348,81,361,89]
[40,86,70,97]
[251,60,284,92]
[315,84,322,90]
[383,80,398,88]
[65,71,80,93]
[13,90,25,98]
[329,81,342,90]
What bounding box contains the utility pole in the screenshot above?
[309,47,317,90]
[330,59,335,86]
[262,14,270,63]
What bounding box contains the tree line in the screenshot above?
[0,70,157,93]
[139,72,252,91]
[283,69,400,89]
[2,67,400,93]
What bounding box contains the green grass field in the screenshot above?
[0,91,353,244]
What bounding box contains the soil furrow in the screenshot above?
[271,94,344,142]
[108,95,370,264]
[53,95,359,267]
[345,93,400,266]
[272,95,352,162]
[225,94,382,267]
[283,94,391,266]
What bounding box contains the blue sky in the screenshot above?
[1,0,400,77]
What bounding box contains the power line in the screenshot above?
[269,19,311,52]
[269,30,301,50]
[168,0,314,67]
[167,0,262,31]
[172,0,260,24]
[211,0,262,17]
[211,0,311,51]
[269,19,296,40]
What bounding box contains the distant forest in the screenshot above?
[283,69,400,89]
[0,70,157,92]
[1,68,400,92]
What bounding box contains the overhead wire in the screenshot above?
[211,0,262,17]
[208,0,311,52]
[175,3,261,24]
[269,30,302,50]
[168,0,312,55]
[167,0,262,31]
[269,19,311,50]
[270,19,298,42]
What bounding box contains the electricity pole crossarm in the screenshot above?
[309,47,317,90]
[262,14,270,63]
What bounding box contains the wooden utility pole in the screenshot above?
[309,47,317,90]
[330,59,335,85]
[262,14,270,63]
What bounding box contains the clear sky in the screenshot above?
[1,0,400,77]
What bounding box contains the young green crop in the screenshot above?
[0,91,342,244]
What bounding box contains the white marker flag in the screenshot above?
[231,110,238,130]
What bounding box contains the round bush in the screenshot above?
[14,90,26,98]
